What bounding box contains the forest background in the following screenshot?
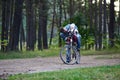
[0,0,120,52]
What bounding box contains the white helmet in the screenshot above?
[70,23,75,28]
[70,23,75,31]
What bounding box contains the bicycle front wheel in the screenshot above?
[60,45,78,65]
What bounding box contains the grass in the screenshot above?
[0,47,60,59]
[81,48,120,55]
[0,47,120,59]
[7,65,120,80]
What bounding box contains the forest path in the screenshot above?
[0,54,120,77]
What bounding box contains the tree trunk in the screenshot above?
[1,0,11,51]
[69,0,73,23]
[63,0,67,20]
[94,0,98,50]
[10,0,23,50]
[1,0,6,51]
[19,23,24,51]
[98,0,102,50]
[42,0,48,49]
[118,0,120,36]
[89,0,93,30]
[38,12,42,50]
[33,0,37,50]
[26,0,35,51]
[8,0,15,51]
[38,0,48,50]
[38,0,43,50]
[109,0,115,48]
[103,0,107,49]
[49,0,56,46]
[58,0,62,47]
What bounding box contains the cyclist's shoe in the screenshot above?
[66,60,70,63]
[66,56,70,63]
[76,61,79,64]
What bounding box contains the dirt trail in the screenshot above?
[0,54,120,76]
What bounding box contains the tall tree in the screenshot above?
[38,0,48,49]
[42,0,48,49]
[1,0,8,51]
[98,0,102,50]
[38,0,43,50]
[11,0,23,50]
[109,0,115,47]
[69,0,74,23]
[63,0,67,20]
[49,0,56,46]
[94,0,98,50]
[89,0,93,30]
[26,0,36,50]
[69,0,72,22]
[58,0,62,47]
[118,0,120,36]
[9,0,15,50]
[1,0,16,51]
[103,0,107,49]
[32,0,37,50]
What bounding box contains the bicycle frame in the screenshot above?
[60,31,80,64]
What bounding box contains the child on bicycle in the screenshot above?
[60,23,81,51]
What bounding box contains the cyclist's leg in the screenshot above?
[66,47,71,63]
[76,34,81,51]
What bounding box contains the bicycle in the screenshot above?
[60,31,80,65]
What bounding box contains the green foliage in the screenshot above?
[79,28,94,47]
[62,12,87,27]
[114,40,120,49]
[8,65,120,80]
[72,13,87,27]
[114,35,120,49]
[0,40,8,46]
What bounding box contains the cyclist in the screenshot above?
[60,23,81,51]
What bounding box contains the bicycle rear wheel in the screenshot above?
[60,45,77,65]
